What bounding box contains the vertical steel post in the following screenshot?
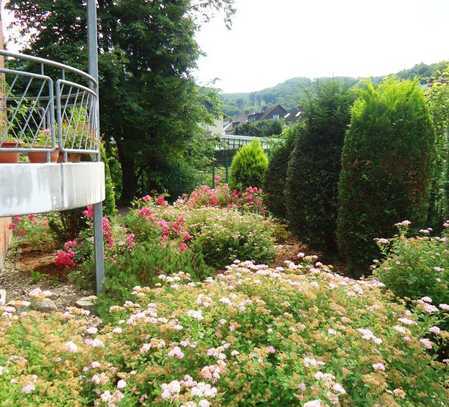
[88,0,105,294]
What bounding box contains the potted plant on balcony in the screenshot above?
[27,130,59,163]
[0,138,20,163]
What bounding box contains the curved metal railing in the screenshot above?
[0,50,99,161]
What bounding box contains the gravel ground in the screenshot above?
[0,247,93,309]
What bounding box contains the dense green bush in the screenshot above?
[426,68,449,229]
[189,208,276,268]
[264,126,299,219]
[374,221,449,307]
[96,240,212,319]
[2,258,449,406]
[285,82,354,251]
[230,140,268,190]
[337,79,436,277]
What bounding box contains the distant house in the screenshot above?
[224,113,248,134]
[248,104,287,122]
[225,104,295,134]
[284,107,303,123]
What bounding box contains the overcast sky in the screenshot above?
[195,0,449,93]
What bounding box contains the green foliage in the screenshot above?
[95,241,212,319]
[189,208,276,269]
[222,77,357,117]
[264,126,298,219]
[426,67,449,229]
[285,82,354,251]
[48,209,87,242]
[230,140,268,190]
[2,258,449,406]
[222,62,448,118]
[337,79,436,277]
[234,119,283,138]
[10,215,56,252]
[374,223,449,309]
[100,144,117,216]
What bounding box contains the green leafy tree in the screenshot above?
[264,125,299,219]
[285,81,354,252]
[230,140,268,190]
[7,0,235,203]
[337,79,435,277]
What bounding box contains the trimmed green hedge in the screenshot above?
[337,79,435,277]
[285,81,353,251]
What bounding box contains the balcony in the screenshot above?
[0,50,105,217]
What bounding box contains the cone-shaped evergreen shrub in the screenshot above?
[264,126,299,219]
[426,68,449,229]
[285,81,354,251]
[337,79,435,277]
[230,139,268,190]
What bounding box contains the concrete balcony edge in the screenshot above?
[0,162,105,217]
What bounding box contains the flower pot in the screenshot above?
[28,148,60,163]
[68,153,81,163]
[0,141,19,164]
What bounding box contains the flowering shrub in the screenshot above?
[188,208,276,268]
[9,214,56,252]
[1,258,448,405]
[125,195,277,269]
[56,208,128,273]
[373,221,449,309]
[183,181,266,215]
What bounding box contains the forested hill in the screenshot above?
[222,61,448,117]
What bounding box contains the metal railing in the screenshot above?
[217,134,278,151]
[0,50,99,161]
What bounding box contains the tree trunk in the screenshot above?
[116,139,137,205]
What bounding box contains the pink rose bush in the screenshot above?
[0,256,448,405]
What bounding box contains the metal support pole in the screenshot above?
[88,0,105,294]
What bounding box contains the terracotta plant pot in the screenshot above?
[28,148,60,164]
[0,141,19,164]
[68,153,81,163]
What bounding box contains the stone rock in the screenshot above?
[76,296,97,312]
[0,289,5,306]
[8,300,31,313]
[31,298,57,313]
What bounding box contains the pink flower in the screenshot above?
[156,195,168,207]
[83,205,94,219]
[102,217,114,248]
[142,195,152,202]
[64,240,77,251]
[179,242,188,253]
[138,207,154,220]
[126,233,136,249]
[55,250,76,268]
[420,338,434,349]
[168,346,185,359]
